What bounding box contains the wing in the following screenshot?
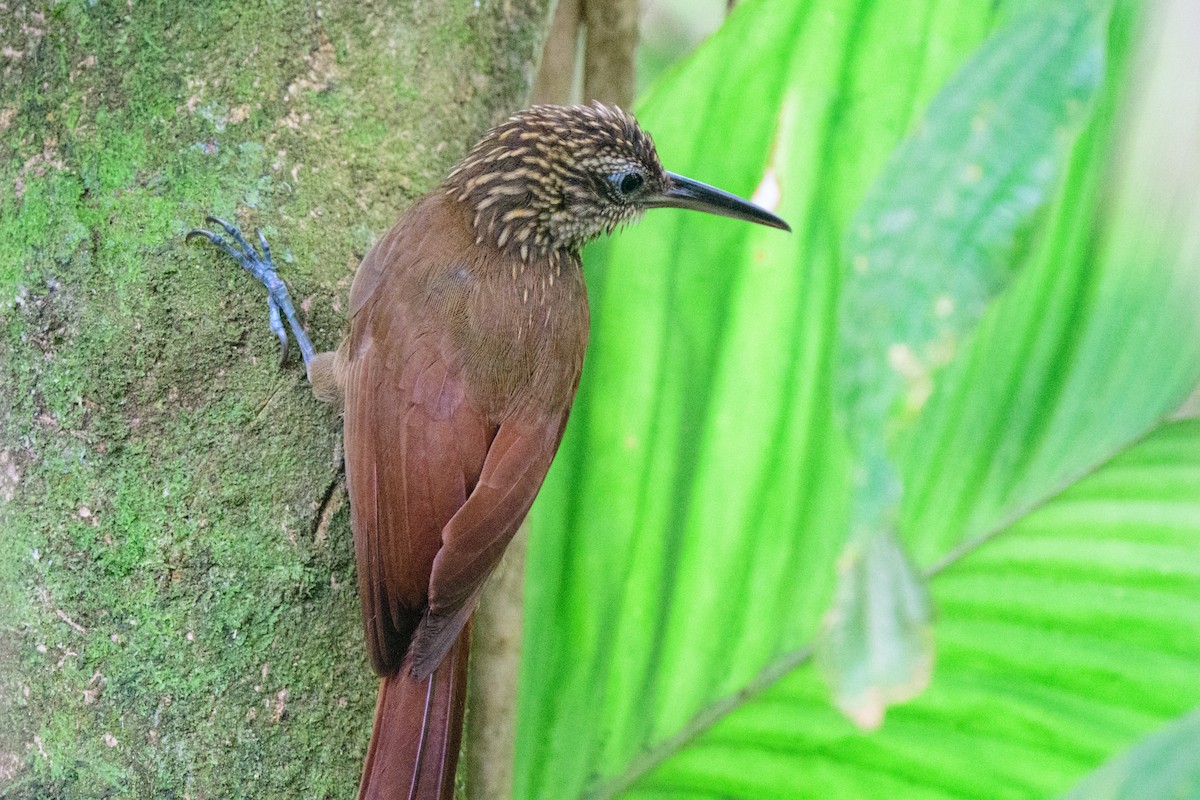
[409,409,571,678]
[344,192,581,678]
[342,204,494,676]
[343,310,495,675]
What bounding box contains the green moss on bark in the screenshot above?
[0,1,550,796]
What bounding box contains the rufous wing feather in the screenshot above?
[410,411,570,678]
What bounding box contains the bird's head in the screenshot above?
[444,102,788,260]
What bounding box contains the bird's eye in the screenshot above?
[611,171,644,197]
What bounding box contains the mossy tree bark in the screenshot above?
[0,1,551,796]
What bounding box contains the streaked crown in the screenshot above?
[444,102,666,260]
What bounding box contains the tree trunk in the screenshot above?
[532,0,640,107]
[0,1,551,796]
[583,0,639,108]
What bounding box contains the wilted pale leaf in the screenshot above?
[816,530,933,730]
[821,0,1110,728]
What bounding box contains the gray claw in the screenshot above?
[187,216,315,374]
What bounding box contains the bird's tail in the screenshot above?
[358,627,471,800]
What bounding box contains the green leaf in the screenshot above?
[820,0,1109,727]
[515,0,1200,797]
[1062,706,1200,800]
[520,2,997,792]
[642,420,1200,799]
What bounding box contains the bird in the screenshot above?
[188,102,788,800]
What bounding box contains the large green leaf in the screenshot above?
[515,0,1200,797]
[635,420,1200,799]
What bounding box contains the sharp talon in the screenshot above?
[186,229,216,243]
[268,295,288,362]
[219,218,254,251]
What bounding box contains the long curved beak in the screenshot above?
[644,171,791,232]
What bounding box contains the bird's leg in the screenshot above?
[187,216,316,378]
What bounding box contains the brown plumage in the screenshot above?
[190,102,788,800]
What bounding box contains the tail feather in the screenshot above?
[359,627,471,800]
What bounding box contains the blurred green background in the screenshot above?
[637,0,725,93]
[518,0,1200,798]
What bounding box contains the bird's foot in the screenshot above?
[187,216,315,375]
